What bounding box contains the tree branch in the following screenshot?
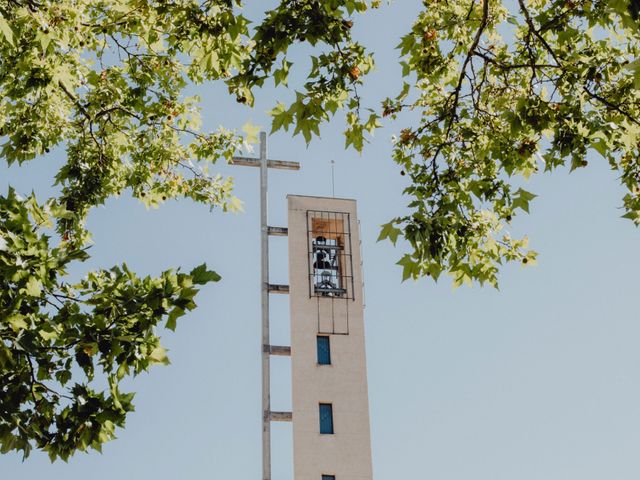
[582,85,640,126]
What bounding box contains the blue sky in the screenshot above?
[3,1,640,479]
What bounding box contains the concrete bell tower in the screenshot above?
[287,195,373,480]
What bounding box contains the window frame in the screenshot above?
[319,403,334,435]
[316,335,331,365]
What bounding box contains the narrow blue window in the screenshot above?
[319,403,334,434]
[317,336,331,365]
[322,476,336,480]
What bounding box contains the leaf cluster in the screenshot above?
[377,0,640,287]
[0,189,219,460]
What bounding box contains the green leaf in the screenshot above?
[7,314,28,332]
[512,188,537,213]
[397,254,416,282]
[274,60,292,87]
[269,102,295,133]
[242,122,261,144]
[190,263,221,284]
[590,139,608,158]
[24,277,42,297]
[378,222,401,245]
[39,329,58,341]
[116,362,129,381]
[165,307,184,331]
[149,346,170,365]
[55,370,72,385]
[0,14,14,47]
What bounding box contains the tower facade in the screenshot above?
[287,195,373,480]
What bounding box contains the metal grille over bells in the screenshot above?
[307,210,355,300]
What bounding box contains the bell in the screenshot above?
[319,270,336,289]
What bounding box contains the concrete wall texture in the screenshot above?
[288,195,373,480]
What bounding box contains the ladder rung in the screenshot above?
[264,345,291,356]
[270,411,292,422]
[267,226,288,236]
[268,284,289,294]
